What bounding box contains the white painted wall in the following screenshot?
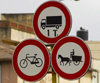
[59,77,78,83]
[11,29,35,42]
[92,71,98,83]
[92,59,100,71]
[36,74,52,83]
[17,77,24,83]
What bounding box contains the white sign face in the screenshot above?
[18,45,44,76]
[38,7,66,38]
[56,42,85,74]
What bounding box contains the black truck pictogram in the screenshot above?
[41,16,62,29]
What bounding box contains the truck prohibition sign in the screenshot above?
[41,16,62,29]
[33,1,72,43]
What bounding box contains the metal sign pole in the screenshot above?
[51,1,61,83]
[49,44,57,83]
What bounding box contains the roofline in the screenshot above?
[1,13,34,15]
[86,41,100,44]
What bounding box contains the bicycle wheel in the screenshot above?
[20,59,28,68]
[35,58,43,67]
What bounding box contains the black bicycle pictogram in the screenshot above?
[20,54,43,68]
[58,49,83,66]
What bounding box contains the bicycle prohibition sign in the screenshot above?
[20,54,43,68]
[13,39,50,81]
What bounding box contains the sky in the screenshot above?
[0,0,100,41]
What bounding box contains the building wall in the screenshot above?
[36,74,52,83]
[0,21,11,41]
[1,61,17,83]
[0,21,35,42]
[1,14,35,42]
[17,74,52,83]
[17,77,24,83]
[59,77,78,83]
[0,27,11,40]
[80,72,92,83]
[1,14,33,27]
[11,29,35,42]
[0,14,1,20]
[86,41,100,60]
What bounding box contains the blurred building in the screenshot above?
[0,13,100,83]
[1,13,33,26]
[0,14,35,42]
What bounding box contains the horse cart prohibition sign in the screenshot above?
[51,36,91,80]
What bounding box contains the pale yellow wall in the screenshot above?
[58,72,91,83]
[11,29,35,42]
[86,41,100,60]
[25,81,34,83]
[80,72,92,83]
[36,74,52,83]
[59,77,78,83]
[17,77,24,83]
[86,41,100,83]
[17,77,34,83]
[17,74,52,83]
[91,59,100,71]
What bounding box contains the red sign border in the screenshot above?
[13,39,50,81]
[33,1,72,43]
[51,36,91,80]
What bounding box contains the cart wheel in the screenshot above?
[56,25,59,29]
[42,25,45,30]
[73,61,80,66]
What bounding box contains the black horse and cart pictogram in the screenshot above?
[20,54,43,68]
[58,49,83,66]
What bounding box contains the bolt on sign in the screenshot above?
[33,1,72,43]
[51,36,91,80]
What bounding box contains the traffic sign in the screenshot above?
[13,39,50,81]
[33,1,72,43]
[51,36,91,80]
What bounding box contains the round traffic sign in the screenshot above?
[33,1,72,43]
[51,36,91,80]
[13,39,50,81]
